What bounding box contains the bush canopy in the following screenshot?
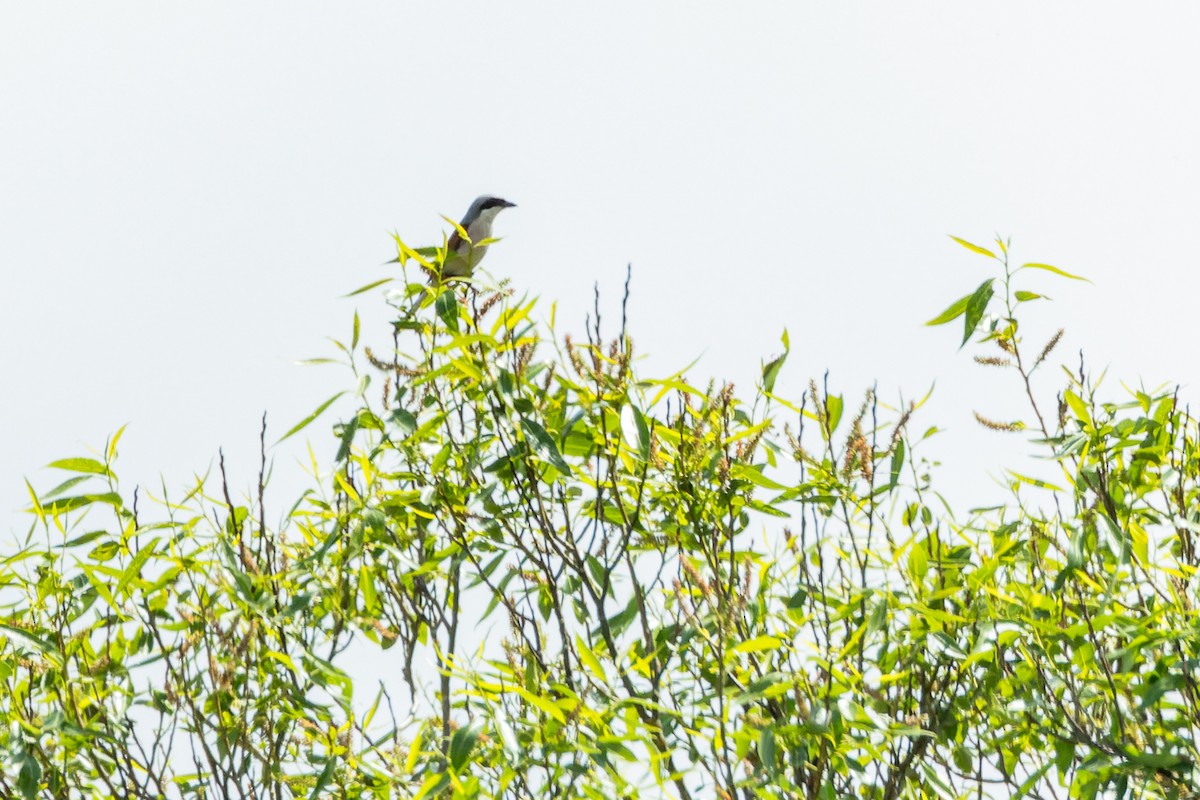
[2,235,1198,800]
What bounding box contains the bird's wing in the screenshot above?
[447,228,465,253]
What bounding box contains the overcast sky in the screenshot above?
[3,3,1199,541]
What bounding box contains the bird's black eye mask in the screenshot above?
[480,198,515,211]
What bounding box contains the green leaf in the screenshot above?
[64,530,108,548]
[448,722,482,772]
[1053,739,1074,776]
[1098,511,1127,561]
[309,760,336,800]
[748,498,792,518]
[925,293,971,326]
[264,650,299,672]
[520,419,572,476]
[823,394,844,436]
[355,566,379,618]
[278,392,347,443]
[1125,751,1189,771]
[908,542,928,582]
[888,440,905,490]
[1066,528,1086,570]
[867,599,888,636]
[40,475,92,500]
[117,542,157,595]
[342,277,393,297]
[1011,760,1052,799]
[961,279,994,347]
[88,541,120,562]
[1154,395,1174,424]
[1020,262,1090,282]
[107,424,127,461]
[1014,291,1045,302]
[1063,390,1091,426]
[576,636,608,683]
[762,353,785,394]
[949,235,997,259]
[41,493,123,514]
[761,328,789,393]
[495,713,521,759]
[0,624,55,656]
[760,726,778,778]
[600,595,639,639]
[47,457,110,476]
[390,408,417,434]
[412,773,451,800]
[730,463,788,491]
[435,288,459,331]
[361,687,384,731]
[729,635,782,655]
[516,688,566,723]
[631,405,651,462]
[335,414,360,462]
[14,747,41,800]
[734,672,792,705]
[1006,470,1064,492]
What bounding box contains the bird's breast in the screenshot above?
[442,225,492,278]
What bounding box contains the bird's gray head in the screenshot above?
[462,195,517,227]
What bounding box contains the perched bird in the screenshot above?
[439,195,517,279]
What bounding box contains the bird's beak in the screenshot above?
[502,200,517,208]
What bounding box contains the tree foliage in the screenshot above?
[2,236,1198,799]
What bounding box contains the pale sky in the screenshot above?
[4,3,1199,539]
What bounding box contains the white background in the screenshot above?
[3,4,1197,537]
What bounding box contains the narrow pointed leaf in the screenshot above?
[1020,262,1090,282]
[47,458,110,476]
[278,392,347,443]
[343,278,393,297]
[961,279,994,346]
[926,294,971,326]
[949,235,996,259]
[520,419,572,476]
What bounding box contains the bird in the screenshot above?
[438,195,517,280]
